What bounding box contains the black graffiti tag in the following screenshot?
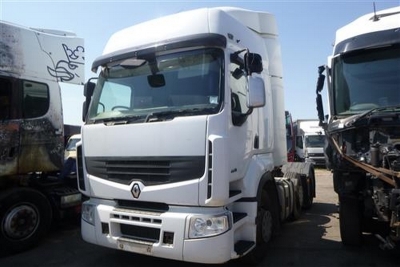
[47,44,85,82]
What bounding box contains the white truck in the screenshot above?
[0,20,84,254]
[78,7,316,264]
[294,119,325,166]
[315,6,400,249]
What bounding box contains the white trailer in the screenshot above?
[294,119,325,166]
[0,20,84,254]
[315,6,400,249]
[78,7,315,264]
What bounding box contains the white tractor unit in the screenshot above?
[78,7,315,264]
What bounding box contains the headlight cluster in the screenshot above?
[81,202,96,225]
[188,213,230,238]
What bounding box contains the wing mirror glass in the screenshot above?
[247,76,265,108]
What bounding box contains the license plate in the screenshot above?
[117,239,153,255]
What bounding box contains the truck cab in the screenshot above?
[315,6,400,248]
[78,7,315,264]
[294,119,325,166]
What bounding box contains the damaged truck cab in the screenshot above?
[0,20,84,254]
[316,6,400,248]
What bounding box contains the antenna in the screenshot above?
[372,2,379,21]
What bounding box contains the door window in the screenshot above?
[22,80,49,118]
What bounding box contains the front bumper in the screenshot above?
[81,199,234,264]
[305,157,326,166]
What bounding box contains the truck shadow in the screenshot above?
[1,202,399,267]
[73,202,399,267]
[248,202,400,267]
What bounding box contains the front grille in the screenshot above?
[117,200,169,212]
[85,156,205,186]
[120,224,160,243]
[308,153,324,157]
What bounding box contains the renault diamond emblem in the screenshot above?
[131,183,141,199]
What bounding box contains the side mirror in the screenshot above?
[82,79,96,122]
[247,76,265,108]
[84,80,96,97]
[316,94,324,124]
[245,53,263,74]
[316,66,325,93]
[315,66,326,125]
[82,101,88,122]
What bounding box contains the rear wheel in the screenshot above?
[290,182,302,221]
[339,195,362,246]
[0,188,52,254]
[302,168,315,210]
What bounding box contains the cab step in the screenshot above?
[234,240,255,255]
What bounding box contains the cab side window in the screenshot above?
[22,81,49,118]
[0,78,12,120]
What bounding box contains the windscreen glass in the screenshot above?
[88,48,223,123]
[305,135,325,148]
[333,46,400,115]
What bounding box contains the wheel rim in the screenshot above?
[261,209,273,243]
[3,204,39,240]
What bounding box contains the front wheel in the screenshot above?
[241,189,280,265]
[0,188,52,254]
[339,195,362,246]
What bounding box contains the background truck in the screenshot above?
[315,6,400,249]
[0,20,84,254]
[294,119,325,166]
[78,6,316,264]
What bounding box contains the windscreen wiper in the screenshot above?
[144,107,216,122]
[95,115,146,125]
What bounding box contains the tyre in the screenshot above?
[241,189,280,265]
[302,168,315,210]
[339,195,362,246]
[0,188,52,254]
[290,183,302,221]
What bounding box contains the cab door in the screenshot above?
[18,79,64,174]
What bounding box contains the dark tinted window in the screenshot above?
[22,80,49,118]
[0,78,12,119]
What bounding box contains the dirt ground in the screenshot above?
[1,168,399,266]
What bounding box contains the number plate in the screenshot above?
[117,239,153,255]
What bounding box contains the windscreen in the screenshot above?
[332,46,400,115]
[305,135,325,148]
[87,48,223,123]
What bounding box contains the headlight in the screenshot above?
[81,202,96,225]
[188,213,230,238]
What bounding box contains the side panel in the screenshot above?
[1,21,85,84]
[0,122,19,176]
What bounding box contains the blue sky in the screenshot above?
[1,0,399,125]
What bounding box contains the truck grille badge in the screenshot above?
[131,183,141,199]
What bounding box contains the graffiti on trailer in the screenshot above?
[47,44,85,82]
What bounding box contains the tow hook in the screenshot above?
[375,234,395,250]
